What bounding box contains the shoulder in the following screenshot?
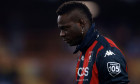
[96,35,124,59]
[96,46,125,63]
[96,35,127,73]
[96,35,126,65]
[94,36,129,83]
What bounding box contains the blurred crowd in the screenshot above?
[0,0,140,84]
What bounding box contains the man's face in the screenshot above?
[57,13,83,46]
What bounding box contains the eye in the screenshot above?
[59,26,70,31]
[65,25,71,28]
[64,26,71,30]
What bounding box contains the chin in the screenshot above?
[69,44,75,46]
[68,42,77,46]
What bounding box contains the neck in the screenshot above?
[82,24,92,40]
[73,23,97,54]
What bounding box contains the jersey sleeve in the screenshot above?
[96,46,129,84]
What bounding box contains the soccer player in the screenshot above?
[56,1,129,84]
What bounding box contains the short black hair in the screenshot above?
[56,1,92,25]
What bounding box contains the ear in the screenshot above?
[79,18,86,28]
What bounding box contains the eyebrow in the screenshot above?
[58,26,65,29]
[58,25,70,29]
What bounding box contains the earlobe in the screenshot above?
[82,28,84,35]
[79,19,85,35]
[79,18,86,28]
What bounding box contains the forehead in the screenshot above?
[57,9,81,25]
[57,14,71,25]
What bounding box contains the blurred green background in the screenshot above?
[0,0,140,84]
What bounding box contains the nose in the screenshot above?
[60,30,65,37]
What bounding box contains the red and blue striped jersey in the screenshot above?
[74,24,129,84]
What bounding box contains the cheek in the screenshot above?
[69,24,82,38]
[73,24,82,35]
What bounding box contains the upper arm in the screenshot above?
[96,47,129,84]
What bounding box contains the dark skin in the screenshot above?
[57,9,91,46]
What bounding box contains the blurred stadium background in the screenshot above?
[0,0,140,84]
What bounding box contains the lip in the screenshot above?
[63,38,70,43]
[63,39,68,41]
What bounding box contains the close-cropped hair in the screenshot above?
[56,1,93,24]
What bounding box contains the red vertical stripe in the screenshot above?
[78,40,98,84]
[104,37,125,56]
[76,53,82,80]
[90,62,99,84]
[104,37,118,49]
[96,46,104,57]
[90,46,104,84]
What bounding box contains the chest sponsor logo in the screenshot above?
[104,50,115,57]
[77,67,89,77]
[88,51,94,62]
[81,55,84,61]
[77,55,84,62]
[107,62,121,77]
[89,55,92,62]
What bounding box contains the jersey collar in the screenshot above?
[73,23,98,54]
